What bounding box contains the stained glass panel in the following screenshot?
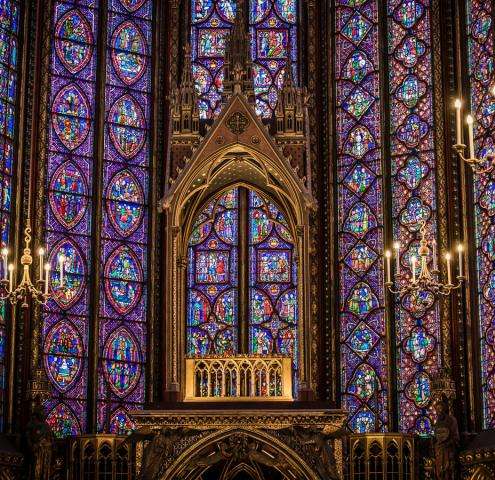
[97,0,151,434]
[187,189,239,356]
[0,0,19,432]
[43,0,98,437]
[191,0,298,118]
[249,0,297,117]
[467,0,495,429]
[388,0,440,435]
[248,191,298,367]
[191,0,236,118]
[186,188,298,371]
[336,0,389,432]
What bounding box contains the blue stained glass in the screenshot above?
[95,0,152,433]
[191,1,298,118]
[186,188,298,376]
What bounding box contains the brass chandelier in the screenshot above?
[0,221,65,307]
[384,221,464,298]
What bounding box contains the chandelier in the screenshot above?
[453,98,495,174]
[384,221,464,298]
[0,221,65,307]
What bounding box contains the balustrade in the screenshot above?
[185,356,293,401]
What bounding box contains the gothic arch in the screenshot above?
[160,94,316,400]
[161,427,320,480]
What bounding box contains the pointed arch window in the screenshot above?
[187,187,298,372]
[0,0,20,432]
[190,0,298,119]
[42,0,153,437]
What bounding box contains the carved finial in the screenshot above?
[223,0,255,103]
[170,42,200,137]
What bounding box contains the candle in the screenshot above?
[394,242,400,275]
[8,264,13,293]
[455,99,462,145]
[385,250,392,283]
[411,256,417,283]
[467,114,475,159]
[44,263,50,295]
[58,254,65,287]
[432,238,437,270]
[38,247,45,282]
[1,248,7,280]
[457,244,464,278]
[445,253,452,285]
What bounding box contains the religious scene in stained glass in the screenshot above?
[186,188,298,369]
[192,0,236,118]
[467,0,495,429]
[191,0,298,118]
[43,0,99,437]
[187,189,239,356]
[388,0,440,435]
[0,0,19,431]
[249,191,297,363]
[96,0,152,435]
[336,0,388,433]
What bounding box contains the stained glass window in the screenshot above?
[467,0,495,428]
[191,0,237,119]
[249,0,297,117]
[388,0,440,435]
[0,0,19,431]
[43,0,151,437]
[335,0,389,433]
[187,189,239,355]
[191,0,298,118]
[97,0,152,435]
[187,187,298,372]
[43,0,98,438]
[249,191,297,367]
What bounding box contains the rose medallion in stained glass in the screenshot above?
[46,403,80,438]
[52,83,91,151]
[104,245,143,315]
[344,51,372,83]
[347,322,379,358]
[54,9,93,74]
[50,238,86,309]
[49,161,88,229]
[344,202,377,238]
[348,364,379,400]
[106,169,144,236]
[344,126,375,158]
[111,21,147,85]
[44,320,83,392]
[405,372,431,407]
[347,282,379,318]
[108,94,146,159]
[103,326,141,397]
[109,408,135,435]
[119,0,147,12]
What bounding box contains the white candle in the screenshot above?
[445,253,452,285]
[38,247,45,282]
[394,242,400,275]
[411,256,417,283]
[455,99,462,145]
[44,263,50,295]
[59,254,65,287]
[457,244,464,278]
[1,248,7,280]
[8,264,13,293]
[385,250,392,283]
[467,114,475,159]
[432,238,437,270]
